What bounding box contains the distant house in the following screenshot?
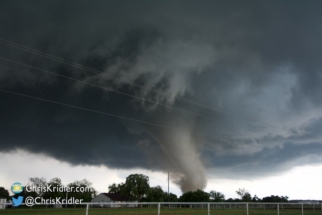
[91,193,137,208]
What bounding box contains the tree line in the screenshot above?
[0,174,290,203]
[107,174,290,203]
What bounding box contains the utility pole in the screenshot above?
[65,192,68,208]
[168,172,169,202]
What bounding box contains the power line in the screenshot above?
[0,38,217,112]
[3,87,322,147]
[0,88,219,140]
[0,88,179,130]
[2,87,321,145]
[0,38,294,133]
[0,56,227,124]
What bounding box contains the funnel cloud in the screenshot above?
[149,119,207,192]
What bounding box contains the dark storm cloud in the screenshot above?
[206,141,322,179]
[1,0,322,191]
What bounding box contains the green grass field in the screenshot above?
[1,208,321,215]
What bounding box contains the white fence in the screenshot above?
[84,202,322,215]
[2,202,322,215]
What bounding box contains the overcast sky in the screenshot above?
[1,0,322,199]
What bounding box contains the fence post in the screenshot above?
[277,203,279,215]
[246,203,249,215]
[85,203,89,215]
[158,203,160,215]
[301,204,303,215]
[208,203,210,215]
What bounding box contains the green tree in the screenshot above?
[168,193,178,202]
[243,193,252,201]
[42,177,65,199]
[236,188,252,201]
[252,195,261,202]
[108,183,126,194]
[67,179,96,202]
[236,188,246,199]
[0,187,9,200]
[27,177,47,196]
[179,189,210,202]
[209,190,225,202]
[124,174,150,201]
[262,195,289,202]
[145,186,166,202]
[226,198,241,202]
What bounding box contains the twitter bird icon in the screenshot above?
[12,196,24,207]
